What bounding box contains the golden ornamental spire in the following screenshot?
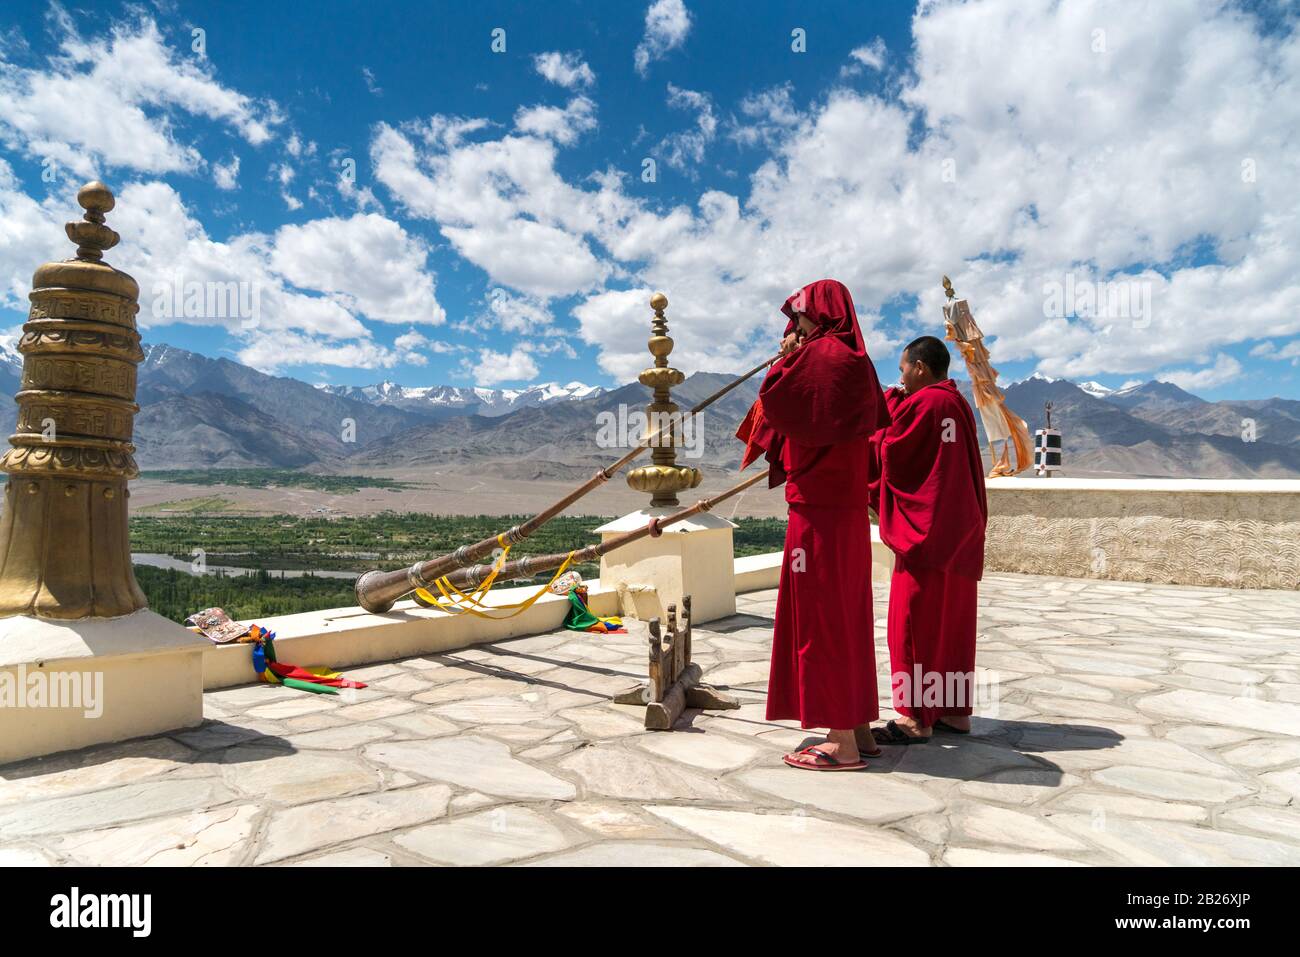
[0,181,148,618]
[625,292,702,508]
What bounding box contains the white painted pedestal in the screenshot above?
[595,508,738,626]
[0,610,206,765]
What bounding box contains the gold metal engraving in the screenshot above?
[0,182,148,618]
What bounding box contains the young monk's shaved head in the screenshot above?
[903,336,951,378]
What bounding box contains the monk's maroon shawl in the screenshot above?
[870,380,988,581]
[736,279,889,491]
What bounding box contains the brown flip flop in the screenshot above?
[870,719,932,745]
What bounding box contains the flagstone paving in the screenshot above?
[3,573,1300,866]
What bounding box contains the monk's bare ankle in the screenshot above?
[827,728,859,759]
[895,716,931,737]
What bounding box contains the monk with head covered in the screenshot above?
[736,279,891,770]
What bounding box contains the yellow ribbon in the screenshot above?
[412,548,577,620]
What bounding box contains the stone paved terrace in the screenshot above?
[3,573,1300,867]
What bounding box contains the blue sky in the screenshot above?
[1,0,1297,400]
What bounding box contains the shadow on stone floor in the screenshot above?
[770,718,1124,787]
[704,613,777,632]
[0,722,295,777]
[437,646,636,675]
[430,648,643,700]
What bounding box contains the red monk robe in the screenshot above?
[870,380,987,728]
[738,280,890,730]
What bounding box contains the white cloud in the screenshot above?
[0,16,509,377]
[0,160,74,309]
[533,51,595,89]
[514,95,597,146]
[213,155,240,190]
[269,213,445,325]
[0,14,280,177]
[888,0,1300,379]
[333,147,383,212]
[657,84,717,173]
[394,329,425,350]
[634,0,691,76]
[466,347,539,386]
[393,328,429,365]
[730,84,802,147]
[271,162,302,210]
[845,38,887,74]
[441,218,607,298]
[0,171,448,376]
[337,173,382,212]
[371,120,615,299]
[417,114,492,150]
[108,181,366,339]
[484,288,553,334]
[237,330,411,373]
[15,0,1281,387]
[1157,354,1244,390]
[362,66,382,96]
[1251,339,1300,365]
[556,0,1300,383]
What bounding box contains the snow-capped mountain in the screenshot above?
[1077,381,1115,399]
[316,379,605,418]
[1017,375,1112,400]
[1105,379,1205,411]
[0,333,22,376]
[0,335,22,402]
[2,339,1297,477]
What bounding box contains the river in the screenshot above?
[131,553,360,580]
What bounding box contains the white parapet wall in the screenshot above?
[985,477,1300,590]
[203,580,625,691]
[595,508,739,625]
[0,610,206,766]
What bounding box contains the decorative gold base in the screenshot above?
[625,463,702,506]
[0,472,144,620]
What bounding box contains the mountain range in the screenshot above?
[316,379,604,419]
[990,374,1300,478]
[0,342,1297,479]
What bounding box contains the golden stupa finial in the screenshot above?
[942,275,956,300]
[625,292,702,509]
[66,181,121,262]
[0,180,147,619]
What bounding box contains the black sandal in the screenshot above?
[870,719,932,746]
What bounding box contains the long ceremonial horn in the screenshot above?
[439,468,770,593]
[355,353,779,613]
